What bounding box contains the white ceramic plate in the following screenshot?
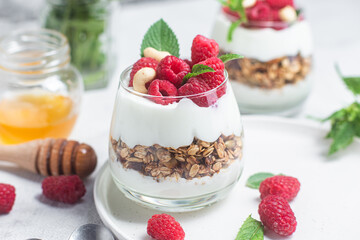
[94,116,360,240]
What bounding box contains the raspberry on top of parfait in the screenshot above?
[128,19,242,107]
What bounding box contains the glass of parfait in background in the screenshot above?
[212,0,313,116]
[0,29,82,144]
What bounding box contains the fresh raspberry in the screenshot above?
[156,56,191,88]
[129,57,158,87]
[246,2,272,21]
[259,175,300,201]
[194,57,226,98]
[184,59,194,69]
[148,79,178,105]
[258,195,297,236]
[178,78,218,107]
[265,0,294,9]
[272,9,281,21]
[196,57,225,88]
[0,184,16,214]
[191,35,219,64]
[197,57,224,73]
[201,69,225,89]
[42,175,86,204]
[147,214,185,240]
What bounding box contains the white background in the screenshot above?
[0,0,360,239]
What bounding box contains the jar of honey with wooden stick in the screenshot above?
[0,29,83,144]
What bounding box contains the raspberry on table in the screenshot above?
[259,175,300,201]
[129,57,158,87]
[148,79,178,105]
[147,213,185,240]
[156,56,191,88]
[42,175,86,204]
[246,2,272,22]
[258,195,297,236]
[0,183,16,214]
[265,0,294,9]
[178,78,218,107]
[191,35,219,64]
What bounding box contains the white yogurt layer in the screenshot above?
[111,82,242,148]
[109,150,243,199]
[231,78,312,110]
[211,13,313,61]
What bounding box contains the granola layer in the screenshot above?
[222,51,312,89]
[111,134,243,181]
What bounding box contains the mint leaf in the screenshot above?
[354,102,360,137]
[335,64,360,95]
[329,121,355,155]
[296,8,303,17]
[140,19,179,57]
[343,77,360,95]
[219,53,243,63]
[322,108,347,123]
[235,215,264,240]
[182,64,215,84]
[246,172,275,189]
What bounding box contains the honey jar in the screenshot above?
[0,29,83,144]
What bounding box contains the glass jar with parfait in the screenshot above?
[109,20,244,211]
[0,29,82,144]
[212,0,313,115]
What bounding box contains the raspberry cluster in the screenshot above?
[257,175,300,236]
[223,0,298,30]
[129,35,226,107]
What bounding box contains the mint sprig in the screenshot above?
[235,215,264,240]
[322,102,360,155]
[140,19,179,57]
[182,64,215,84]
[219,53,244,63]
[219,0,248,42]
[246,172,275,189]
[317,64,360,155]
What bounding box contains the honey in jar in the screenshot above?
[0,91,77,144]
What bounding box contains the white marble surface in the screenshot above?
[0,0,360,239]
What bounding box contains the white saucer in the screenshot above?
[94,116,360,240]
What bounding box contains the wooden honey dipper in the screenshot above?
[0,138,97,178]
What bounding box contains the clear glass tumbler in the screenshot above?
[108,66,244,212]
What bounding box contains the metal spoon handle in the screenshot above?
[68,224,115,240]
